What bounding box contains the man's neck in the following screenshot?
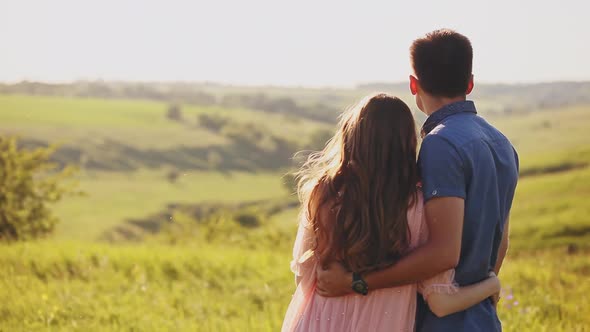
[422,95,467,116]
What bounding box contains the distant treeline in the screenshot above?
[474,82,590,110]
[359,81,590,111]
[0,81,340,123]
[3,80,589,121]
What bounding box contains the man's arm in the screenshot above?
[363,197,463,287]
[494,216,510,275]
[316,197,464,296]
[316,135,467,297]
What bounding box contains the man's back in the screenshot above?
[417,101,519,332]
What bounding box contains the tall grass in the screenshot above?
[0,242,292,331]
[0,242,588,331]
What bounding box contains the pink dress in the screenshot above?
[282,194,458,332]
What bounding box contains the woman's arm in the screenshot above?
[291,215,315,286]
[316,197,464,297]
[426,272,501,318]
[295,249,314,286]
[293,181,332,286]
[494,216,510,275]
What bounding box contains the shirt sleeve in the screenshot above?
[513,146,520,174]
[418,135,466,202]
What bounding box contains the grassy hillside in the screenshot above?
[52,170,288,241]
[0,95,227,148]
[0,89,589,331]
[0,95,332,173]
[0,94,324,240]
[489,105,590,157]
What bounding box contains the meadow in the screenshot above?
[0,86,589,331]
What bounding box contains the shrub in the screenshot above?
[0,136,78,241]
[233,212,261,228]
[166,104,183,121]
[198,114,228,132]
[166,169,180,183]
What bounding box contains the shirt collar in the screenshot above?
[421,100,477,137]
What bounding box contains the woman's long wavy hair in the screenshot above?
[296,93,419,274]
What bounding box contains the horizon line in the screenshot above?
[1,78,589,90]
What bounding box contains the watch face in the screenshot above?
[353,283,363,292]
[352,280,367,295]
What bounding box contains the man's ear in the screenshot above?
[466,74,474,95]
[409,75,419,95]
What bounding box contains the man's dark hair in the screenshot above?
[410,29,473,98]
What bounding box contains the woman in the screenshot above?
[282,94,500,332]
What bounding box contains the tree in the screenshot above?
[198,114,228,132]
[166,169,180,184]
[166,104,183,122]
[0,137,78,241]
[233,212,261,228]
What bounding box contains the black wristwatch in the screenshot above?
[351,272,369,296]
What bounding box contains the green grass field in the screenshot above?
[488,105,590,156]
[0,242,292,331]
[0,244,587,331]
[0,94,331,149]
[0,93,589,331]
[53,170,287,240]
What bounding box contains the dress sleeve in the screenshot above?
[418,269,459,301]
[290,214,316,277]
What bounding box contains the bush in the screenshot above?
[198,114,228,132]
[233,212,261,228]
[0,136,77,241]
[166,169,180,183]
[166,104,183,121]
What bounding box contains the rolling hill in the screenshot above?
[0,81,588,331]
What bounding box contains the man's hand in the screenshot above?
[315,262,353,297]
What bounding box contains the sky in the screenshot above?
[1,0,589,87]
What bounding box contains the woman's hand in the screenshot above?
[315,262,354,297]
[488,271,501,307]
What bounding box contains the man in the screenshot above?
[315,29,519,331]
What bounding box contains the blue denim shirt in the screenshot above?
[416,101,519,332]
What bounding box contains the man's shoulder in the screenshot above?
[420,132,454,153]
[418,132,463,165]
[427,113,473,139]
[421,121,465,151]
[427,114,512,149]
